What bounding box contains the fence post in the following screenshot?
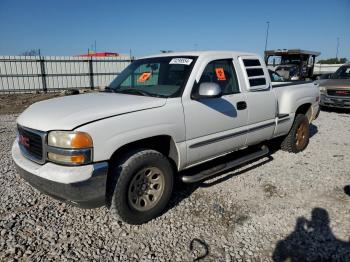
[88,58,94,90]
[39,56,47,92]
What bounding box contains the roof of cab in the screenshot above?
[140,50,258,59]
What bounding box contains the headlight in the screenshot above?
[47,131,93,165]
[319,86,326,93]
[48,131,93,148]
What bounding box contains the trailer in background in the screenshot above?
[265,49,320,80]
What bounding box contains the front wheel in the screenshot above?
[108,149,174,224]
[281,114,310,153]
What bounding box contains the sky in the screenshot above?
[0,0,349,60]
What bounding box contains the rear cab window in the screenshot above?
[239,57,270,91]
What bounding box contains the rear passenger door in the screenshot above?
[238,56,277,145]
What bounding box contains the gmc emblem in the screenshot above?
[19,135,30,148]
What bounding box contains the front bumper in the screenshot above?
[320,94,350,109]
[12,142,108,208]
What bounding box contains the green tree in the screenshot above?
[20,49,41,56]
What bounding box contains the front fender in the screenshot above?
[76,99,186,163]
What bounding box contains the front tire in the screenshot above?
[281,114,310,153]
[108,149,174,224]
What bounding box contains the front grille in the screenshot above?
[17,125,45,163]
[327,89,350,97]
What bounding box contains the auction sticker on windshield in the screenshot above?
[138,72,152,83]
[169,58,193,65]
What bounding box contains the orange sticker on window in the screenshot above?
[138,72,151,83]
[215,68,226,81]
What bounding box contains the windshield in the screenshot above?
[107,56,197,98]
[332,65,350,79]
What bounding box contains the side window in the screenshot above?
[198,59,240,95]
[242,58,268,89]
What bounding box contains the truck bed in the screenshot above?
[272,80,314,88]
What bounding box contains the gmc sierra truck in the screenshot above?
[319,63,350,109]
[12,51,320,224]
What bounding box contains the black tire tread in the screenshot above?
[107,148,173,224]
[280,114,310,153]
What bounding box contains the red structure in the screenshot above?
[77,52,120,57]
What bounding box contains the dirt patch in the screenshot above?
[0,93,61,115]
[263,183,279,198]
[0,89,95,115]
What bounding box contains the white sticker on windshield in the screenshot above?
[169,58,193,65]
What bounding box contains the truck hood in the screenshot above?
[17,93,167,131]
[319,79,350,89]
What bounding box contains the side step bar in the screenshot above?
[181,145,269,184]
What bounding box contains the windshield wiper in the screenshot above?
[114,88,167,98]
[103,86,114,92]
[103,87,166,98]
[116,89,151,96]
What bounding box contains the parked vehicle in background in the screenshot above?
[319,64,350,109]
[268,69,291,86]
[313,63,344,79]
[12,51,320,224]
[317,73,333,80]
[265,49,320,80]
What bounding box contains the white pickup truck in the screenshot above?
[12,51,320,224]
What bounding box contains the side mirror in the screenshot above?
[196,82,222,99]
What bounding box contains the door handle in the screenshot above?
[237,101,247,110]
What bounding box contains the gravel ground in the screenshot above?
[1,110,350,261]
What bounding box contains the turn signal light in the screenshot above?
[71,132,93,148]
[48,152,86,164]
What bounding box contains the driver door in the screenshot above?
[182,58,248,166]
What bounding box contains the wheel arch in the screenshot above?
[295,103,313,122]
[108,135,180,171]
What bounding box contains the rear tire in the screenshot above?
[107,149,173,224]
[281,114,310,153]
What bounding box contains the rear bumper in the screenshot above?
[320,94,350,109]
[12,142,108,208]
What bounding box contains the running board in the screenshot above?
[181,145,269,183]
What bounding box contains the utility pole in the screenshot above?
[264,21,270,52]
[336,37,339,60]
